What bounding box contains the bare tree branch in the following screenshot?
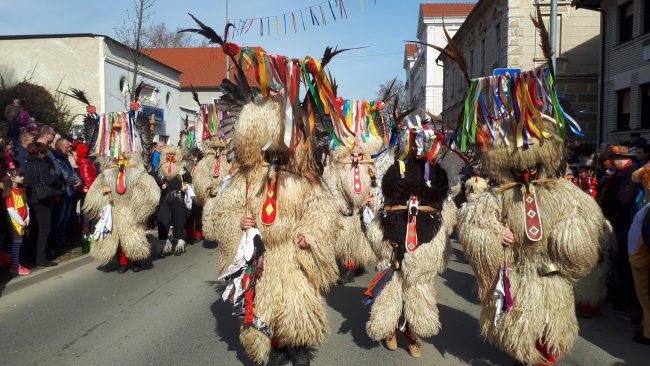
[113,0,158,102]
[375,79,407,115]
[143,22,209,48]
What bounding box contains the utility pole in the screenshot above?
[549,0,558,72]
[225,0,230,80]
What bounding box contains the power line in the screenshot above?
[336,51,402,59]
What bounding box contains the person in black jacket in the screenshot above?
[601,145,641,309]
[22,142,59,267]
[155,145,191,257]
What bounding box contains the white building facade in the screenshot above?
[0,34,182,144]
[404,3,475,116]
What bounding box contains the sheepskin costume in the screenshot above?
[202,96,340,364]
[457,131,606,365]
[574,220,615,316]
[82,103,160,270]
[155,144,191,256]
[84,152,160,266]
[364,148,455,356]
[192,139,231,207]
[322,139,380,271]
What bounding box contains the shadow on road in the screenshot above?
[427,304,510,366]
[439,268,479,305]
[325,282,380,350]
[207,280,256,366]
[575,307,648,365]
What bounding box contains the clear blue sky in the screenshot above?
[0,0,473,100]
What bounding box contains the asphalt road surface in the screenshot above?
[0,240,646,366]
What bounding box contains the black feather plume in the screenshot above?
[58,88,92,106]
[320,46,366,68]
[191,85,201,108]
[178,13,225,46]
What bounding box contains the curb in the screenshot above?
[0,254,94,297]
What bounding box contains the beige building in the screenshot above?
[404,3,475,116]
[439,0,601,144]
[575,0,650,145]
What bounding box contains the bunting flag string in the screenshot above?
[455,67,583,153]
[231,0,374,38]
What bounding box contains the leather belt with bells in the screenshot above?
[512,166,543,242]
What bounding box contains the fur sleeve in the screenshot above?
[130,172,161,224]
[322,165,350,215]
[83,173,109,219]
[365,216,393,262]
[192,156,213,205]
[457,190,508,301]
[202,175,247,243]
[294,182,341,293]
[441,198,458,235]
[547,182,602,282]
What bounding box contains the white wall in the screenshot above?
[102,38,182,144]
[0,36,102,124]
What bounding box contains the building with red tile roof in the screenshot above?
[145,46,265,117]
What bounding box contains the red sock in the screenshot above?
[343,261,356,270]
[117,247,128,266]
[535,339,557,365]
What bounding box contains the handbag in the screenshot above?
[33,163,62,201]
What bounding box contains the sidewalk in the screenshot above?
[0,246,91,297]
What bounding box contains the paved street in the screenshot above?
[0,240,646,366]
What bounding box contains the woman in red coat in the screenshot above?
[76,144,96,192]
[76,143,97,235]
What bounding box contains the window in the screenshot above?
[495,23,501,66]
[166,92,173,109]
[617,88,631,130]
[139,85,158,104]
[642,84,650,128]
[119,76,128,95]
[619,2,634,43]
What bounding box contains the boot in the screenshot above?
[160,239,172,258]
[293,346,311,366]
[117,264,129,273]
[336,268,355,285]
[384,333,397,351]
[407,340,421,358]
[174,239,186,256]
[266,346,290,366]
[131,261,142,272]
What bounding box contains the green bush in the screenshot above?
[0,81,74,134]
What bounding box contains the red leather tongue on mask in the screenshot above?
[260,173,279,226]
[212,155,221,178]
[167,161,173,174]
[353,165,362,194]
[405,197,419,253]
[116,170,126,194]
[523,185,542,241]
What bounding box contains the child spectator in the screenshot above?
[3,169,31,275]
